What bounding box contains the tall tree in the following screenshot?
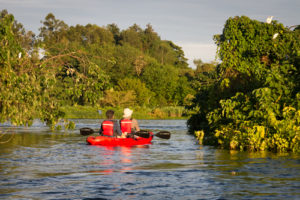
[188,16,300,152]
[107,23,121,44]
[39,13,68,45]
[0,11,63,127]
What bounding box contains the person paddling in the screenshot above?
[120,108,140,138]
[99,110,122,137]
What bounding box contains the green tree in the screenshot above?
[1,9,36,52]
[101,90,136,107]
[117,78,153,106]
[108,44,142,83]
[39,13,68,45]
[0,12,63,127]
[141,62,179,106]
[188,16,300,152]
[1,10,193,129]
[120,24,143,50]
[107,23,121,44]
[38,14,112,106]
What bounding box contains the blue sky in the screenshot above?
[1,0,299,68]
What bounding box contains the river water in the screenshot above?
[0,119,299,199]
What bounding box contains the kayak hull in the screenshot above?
[86,133,153,146]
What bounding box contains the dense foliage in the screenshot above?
[0,10,196,128]
[188,16,300,152]
[3,10,298,153]
[0,11,64,127]
[37,13,193,107]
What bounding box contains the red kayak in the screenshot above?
[86,133,153,146]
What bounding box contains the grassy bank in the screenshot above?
[60,105,190,119]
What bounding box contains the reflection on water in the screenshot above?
[0,119,300,199]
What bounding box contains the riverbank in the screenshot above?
[60,105,190,119]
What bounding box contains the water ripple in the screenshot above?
[1,120,299,199]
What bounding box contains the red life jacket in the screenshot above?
[102,120,114,136]
[120,119,132,133]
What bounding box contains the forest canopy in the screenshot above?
[0,10,202,127]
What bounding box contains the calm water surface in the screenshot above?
[0,119,299,199]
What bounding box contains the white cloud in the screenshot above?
[177,42,217,68]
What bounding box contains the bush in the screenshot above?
[188,16,300,153]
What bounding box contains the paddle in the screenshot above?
[134,130,171,139]
[155,131,171,139]
[80,127,96,135]
[80,127,171,139]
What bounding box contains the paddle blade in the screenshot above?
[134,131,151,138]
[155,131,171,139]
[80,127,94,136]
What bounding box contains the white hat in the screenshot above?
[123,108,133,118]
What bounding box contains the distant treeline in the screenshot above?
[0,9,214,127]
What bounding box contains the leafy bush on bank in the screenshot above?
[188,16,300,153]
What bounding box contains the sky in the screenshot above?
[1,0,299,68]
